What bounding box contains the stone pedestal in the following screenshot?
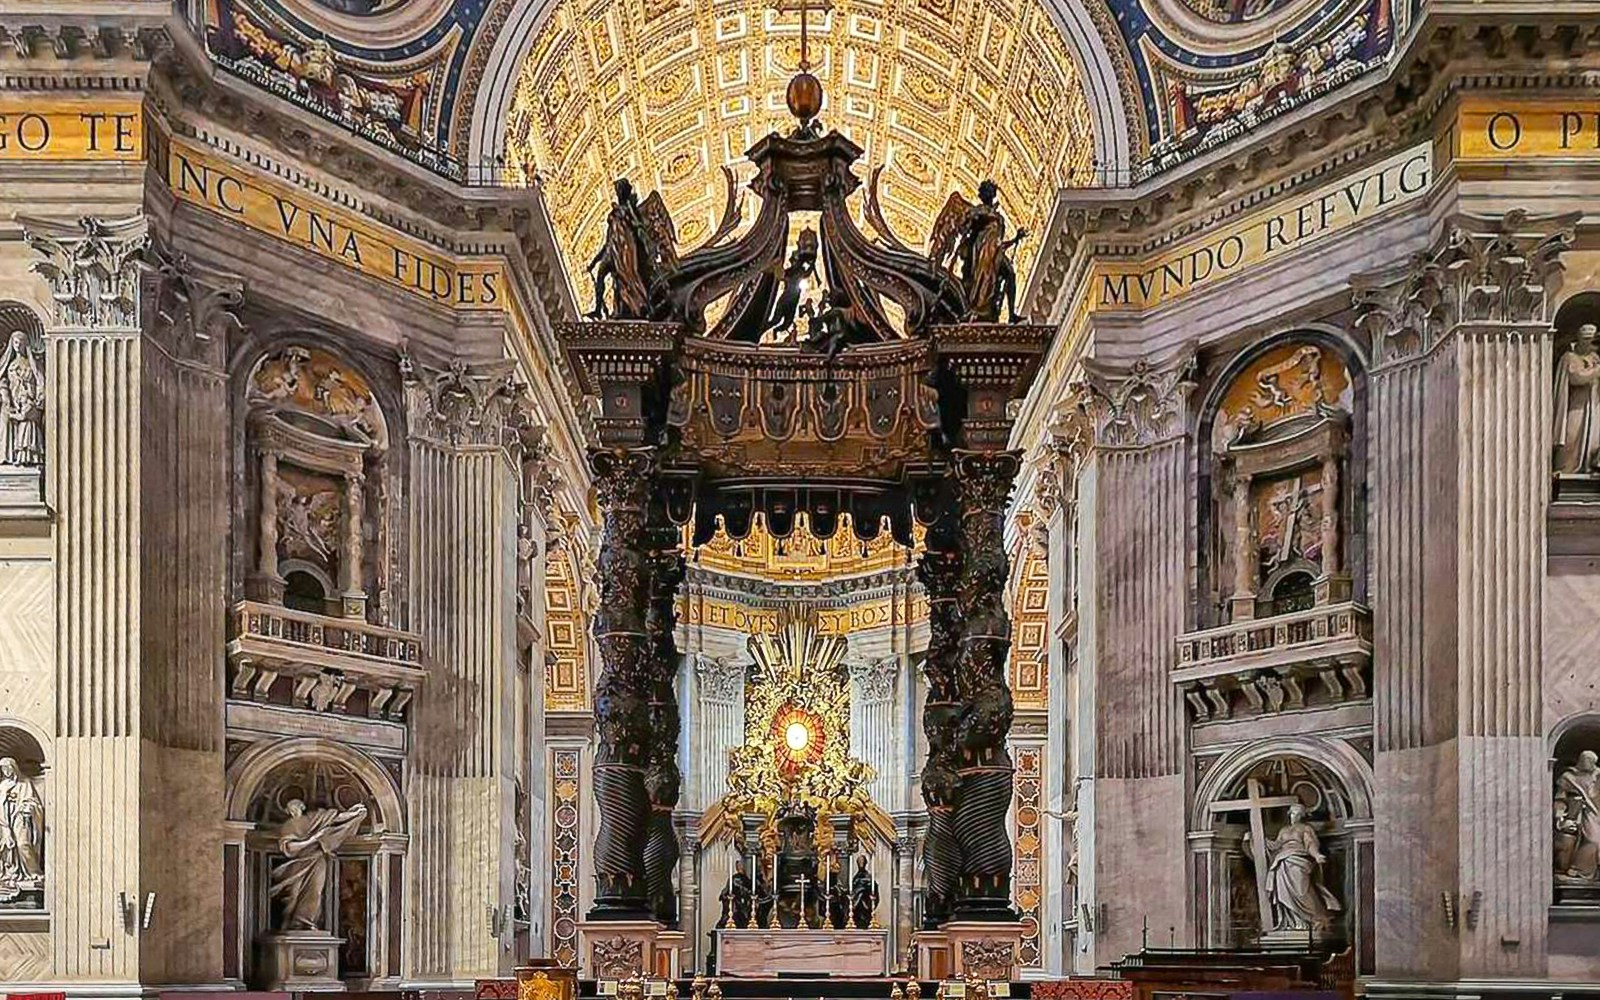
[715,927,888,977]
[257,930,345,991]
[944,920,1024,980]
[579,919,671,979]
[0,465,41,506]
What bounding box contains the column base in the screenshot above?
[257,929,346,991]
[580,919,676,979]
[945,920,1024,980]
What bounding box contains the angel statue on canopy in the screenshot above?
[929,179,1028,324]
[586,177,679,320]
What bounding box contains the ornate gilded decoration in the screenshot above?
[1007,526,1050,710]
[688,512,913,581]
[504,0,1095,289]
[250,346,389,450]
[725,608,875,820]
[544,540,593,712]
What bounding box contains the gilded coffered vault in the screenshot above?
[500,0,1097,285]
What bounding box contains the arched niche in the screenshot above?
[1196,329,1368,629]
[1191,739,1373,970]
[1552,713,1600,905]
[0,301,47,502]
[1552,292,1600,492]
[0,722,47,913]
[239,343,393,623]
[225,738,406,988]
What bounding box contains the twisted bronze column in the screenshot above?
[641,492,685,926]
[588,447,659,919]
[951,449,1021,921]
[917,504,963,928]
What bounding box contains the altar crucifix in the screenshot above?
[1208,777,1301,934]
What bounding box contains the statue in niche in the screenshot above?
[1556,749,1600,881]
[930,179,1027,324]
[719,859,754,929]
[0,330,44,468]
[1247,803,1341,936]
[1554,323,1600,475]
[850,854,878,929]
[0,757,44,906]
[266,799,368,931]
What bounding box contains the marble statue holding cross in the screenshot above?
[1213,778,1342,941]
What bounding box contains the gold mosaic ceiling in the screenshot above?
[503,0,1097,292]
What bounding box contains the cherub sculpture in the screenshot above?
[587,178,678,320]
[930,179,1028,323]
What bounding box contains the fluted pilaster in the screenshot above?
[402,352,525,979]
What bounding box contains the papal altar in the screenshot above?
[714,927,890,977]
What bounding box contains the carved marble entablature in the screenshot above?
[1068,347,1198,450]
[1173,601,1372,722]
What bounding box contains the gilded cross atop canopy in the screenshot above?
[771,0,834,70]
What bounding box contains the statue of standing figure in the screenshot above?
[1555,323,1600,476]
[587,178,678,320]
[0,757,44,906]
[266,799,368,931]
[930,180,1027,324]
[1249,804,1341,936]
[1556,749,1600,880]
[0,330,44,468]
[850,854,879,929]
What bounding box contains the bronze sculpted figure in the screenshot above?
[930,179,1027,324]
[766,229,820,338]
[720,860,754,929]
[850,854,878,928]
[587,178,678,320]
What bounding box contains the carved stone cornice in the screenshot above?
[1354,209,1579,369]
[145,243,244,373]
[0,21,163,64]
[1069,347,1197,451]
[398,345,529,449]
[21,215,149,330]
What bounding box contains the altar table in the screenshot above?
[714,927,890,977]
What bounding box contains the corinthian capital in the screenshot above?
[22,215,149,329]
[1355,210,1578,368]
[1069,346,1197,450]
[147,244,245,370]
[399,344,529,448]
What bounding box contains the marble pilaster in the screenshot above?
[401,351,527,981]
[1356,210,1576,980]
[26,215,149,985]
[1066,348,1195,966]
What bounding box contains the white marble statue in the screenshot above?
[0,331,44,468]
[0,757,44,904]
[1556,750,1600,880]
[266,799,367,931]
[1253,804,1341,935]
[1554,324,1600,475]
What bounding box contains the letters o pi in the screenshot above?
[1487,112,1522,151]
